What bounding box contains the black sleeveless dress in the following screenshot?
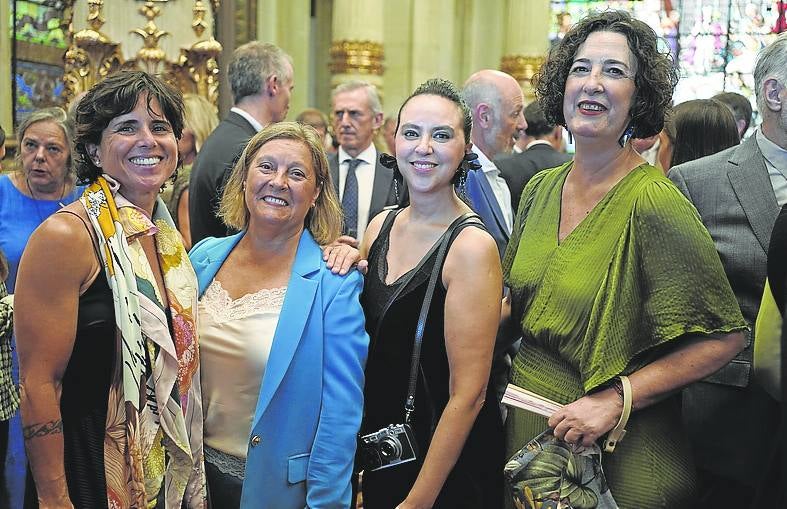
[25,270,115,508]
[359,211,504,509]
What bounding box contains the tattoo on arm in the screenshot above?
[23,420,63,440]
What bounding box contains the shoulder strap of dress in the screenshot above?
[366,207,404,265]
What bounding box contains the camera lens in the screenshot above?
[380,437,402,460]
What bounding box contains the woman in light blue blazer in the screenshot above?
[190,122,368,509]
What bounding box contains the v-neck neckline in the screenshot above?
[555,163,645,247]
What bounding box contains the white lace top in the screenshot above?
[198,279,287,458]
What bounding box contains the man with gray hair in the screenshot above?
[669,32,787,507]
[189,41,294,244]
[461,70,526,259]
[329,80,400,244]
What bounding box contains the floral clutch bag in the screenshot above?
[504,429,619,509]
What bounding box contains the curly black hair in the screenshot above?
[533,10,678,139]
[73,70,184,184]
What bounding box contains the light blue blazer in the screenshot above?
[190,229,369,509]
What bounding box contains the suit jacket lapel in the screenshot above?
[727,135,780,252]
[251,230,320,428]
[468,169,509,239]
[329,153,340,198]
[193,232,245,295]
[369,160,393,220]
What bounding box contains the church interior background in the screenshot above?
[1,0,786,166]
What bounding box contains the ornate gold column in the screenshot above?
[329,0,385,93]
[62,0,122,106]
[499,0,550,101]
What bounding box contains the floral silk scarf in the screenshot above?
[80,176,206,509]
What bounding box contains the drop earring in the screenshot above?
[618,125,635,147]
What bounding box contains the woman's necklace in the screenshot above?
[24,174,68,223]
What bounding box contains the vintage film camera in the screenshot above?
[358,423,418,471]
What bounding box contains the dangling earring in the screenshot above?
[456,168,468,199]
[567,129,573,145]
[618,125,635,148]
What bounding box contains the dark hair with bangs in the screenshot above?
[533,10,678,139]
[73,70,184,184]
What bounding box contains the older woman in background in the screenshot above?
[504,11,746,507]
[658,98,740,171]
[0,108,82,293]
[15,71,206,508]
[190,122,367,509]
[164,93,219,250]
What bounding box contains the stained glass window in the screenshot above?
[11,0,68,129]
[549,0,785,127]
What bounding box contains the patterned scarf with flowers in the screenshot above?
[80,175,206,509]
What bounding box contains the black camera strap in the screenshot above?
[402,212,481,424]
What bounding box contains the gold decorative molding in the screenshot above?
[163,0,222,105]
[167,38,222,106]
[130,1,170,74]
[61,0,222,109]
[192,0,208,38]
[500,55,545,83]
[329,40,385,76]
[62,0,123,106]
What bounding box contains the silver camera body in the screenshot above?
[358,423,418,471]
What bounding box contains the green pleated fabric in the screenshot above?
[503,162,746,508]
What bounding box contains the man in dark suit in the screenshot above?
[495,101,571,212]
[329,81,399,245]
[462,70,526,422]
[189,42,294,244]
[461,70,526,259]
[669,33,787,508]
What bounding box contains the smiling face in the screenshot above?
[20,120,70,194]
[244,138,320,233]
[396,94,468,195]
[88,94,178,198]
[563,31,638,144]
[332,88,383,158]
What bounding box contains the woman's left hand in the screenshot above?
[548,388,623,448]
[322,238,367,275]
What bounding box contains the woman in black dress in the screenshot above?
[357,79,504,509]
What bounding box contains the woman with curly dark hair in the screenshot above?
[503,10,746,507]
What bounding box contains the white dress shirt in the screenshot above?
[756,128,787,207]
[473,146,514,233]
[337,144,377,241]
[230,107,264,132]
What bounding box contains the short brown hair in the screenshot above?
[73,70,184,184]
[219,122,342,245]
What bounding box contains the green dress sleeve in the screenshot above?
[581,176,747,391]
[633,179,747,344]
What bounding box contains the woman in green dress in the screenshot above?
[504,11,747,508]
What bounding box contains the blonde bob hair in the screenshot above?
[219,122,342,245]
[182,94,219,152]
